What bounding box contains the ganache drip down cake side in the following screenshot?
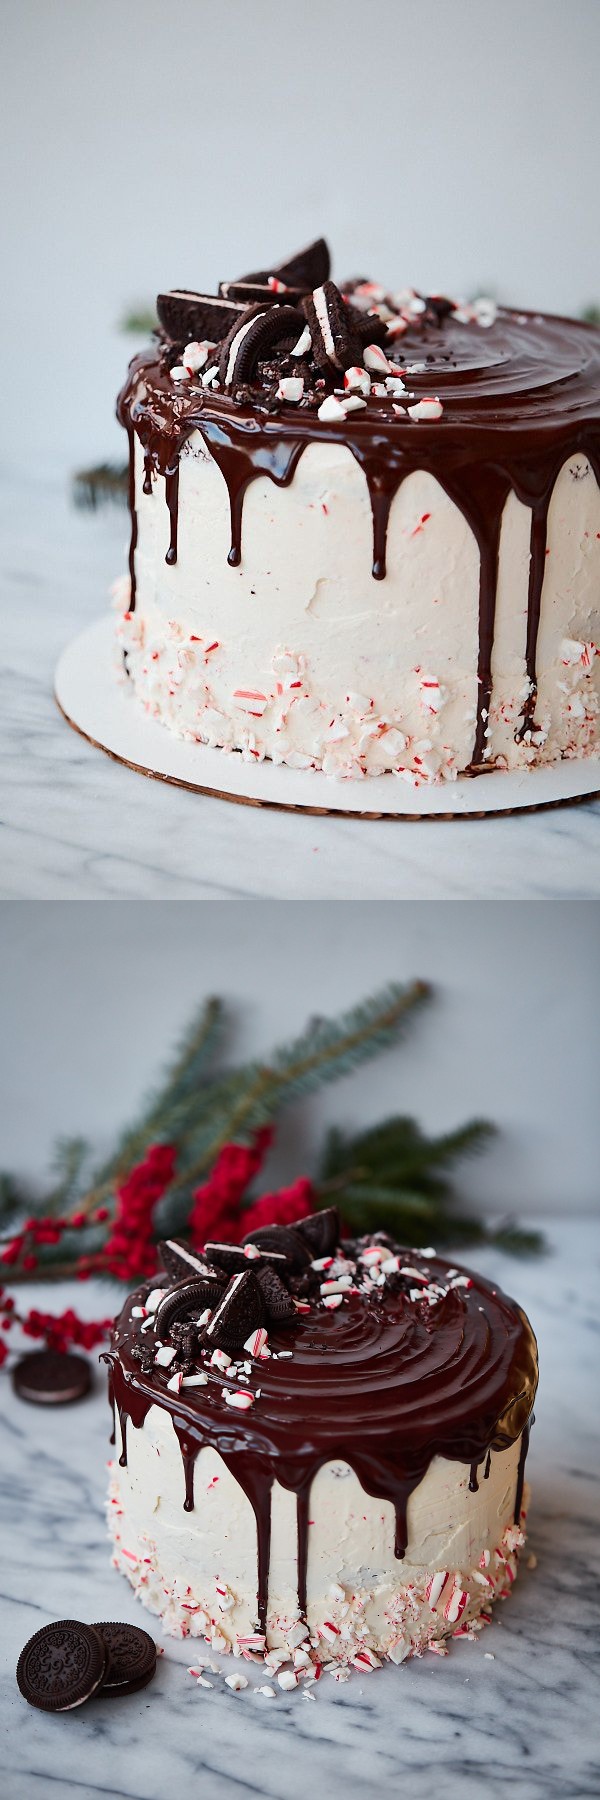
[105,1211,538,1679]
[114,236,600,785]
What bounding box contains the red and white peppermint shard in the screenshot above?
[443,1584,469,1623]
[363,343,392,374]
[222,1389,254,1411]
[425,1570,449,1609]
[243,1327,268,1357]
[344,366,371,396]
[407,396,444,422]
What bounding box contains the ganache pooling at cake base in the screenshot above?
[104,1210,539,1675]
[114,236,600,783]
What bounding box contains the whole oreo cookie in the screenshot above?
[301,282,362,372]
[157,290,245,345]
[17,1620,106,1712]
[13,1350,91,1406]
[256,1263,298,1322]
[218,304,304,390]
[295,1206,341,1259]
[154,1275,225,1341]
[241,1224,312,1273]
[205,1269,265,1351]
[93,1622,156,1698]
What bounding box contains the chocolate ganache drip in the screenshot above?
[116,235,600,769]
[105,1215,538,1635]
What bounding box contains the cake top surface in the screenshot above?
[119,234,600,445]
[108,1209,538,1485]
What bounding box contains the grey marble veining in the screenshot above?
[1,470,599,901]
[2,1220,599,1800]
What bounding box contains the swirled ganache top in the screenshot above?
[116,236,600,764]
[106,1212,539,1623]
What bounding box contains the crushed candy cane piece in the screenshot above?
[277,376,304,403]
[425,1570,449,1609]
[154,1344,176,1368]
[317,394,347,422]
[322,1294,343,1310]
[344,365,371,395]
[277,1668,298,1690]
[444,1584,469,1623]
[256,1684,276,1697]
[222,1388,254,1410]
[182,1372,208,1387]
[407,396,444,421]
[363,343,391,374]
[166,1370,183,1393]
[243,1327,268,1357]
[210,1348,231,1372]
[225,1672,248,1691]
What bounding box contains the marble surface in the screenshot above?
[2,469,599,901]
[2,1220,599,1800]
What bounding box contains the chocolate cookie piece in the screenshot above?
[231,236,330,294]
[220,279,304,306]
[17,1620,106,1713]
[218,304,304,390]
[205,1242,287,1275]
[158,1238,213,1282]
[345,302,390,347]
[157,291,245,346]
[154,1276,225,1341]
[93,1622,156,1698]
[301,282,362,372]
[256,1263,298,1322]
[13,1350,91,1406]
[205,1269,265,1351]
[241,1224,312,1273]
[295,1206,341,1259]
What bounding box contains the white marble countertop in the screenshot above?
[2,469,599,900]
[2,1219,599,1800]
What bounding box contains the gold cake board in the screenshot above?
[55,618,600,821]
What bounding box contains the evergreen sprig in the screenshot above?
[318,1114,539,1253]
[0,981,543,1278]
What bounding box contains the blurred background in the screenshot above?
[3,0,600,477]
[1,900,597,1222]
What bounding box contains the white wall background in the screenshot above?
[2,0,600,474]
[0,902,597,1216]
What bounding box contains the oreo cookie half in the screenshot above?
[13,1350,91,1406]
[256,1263,298,1323]
[205,1269,265,1351]
[230,236,330,294]
[295,1206,341,1259]
[157,291,245,345]
[154,1275,225,1341]
[218,304,304,390]
[301,282,362,372]
[158,1238,213,1282]
[93,1622,156,1698]
[241,1224,312,1273]
[220,280,304,306]
[17,1620,106,1712]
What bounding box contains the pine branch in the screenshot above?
[93,997,225,1189]
[169,980,430,1192]
[120,305,158,335]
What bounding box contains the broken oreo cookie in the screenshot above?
[154,1275,225,1341]
[241,1224,312,1273]
[205,1268,265,1351]
[158,1237,213,1282]
[230,236,330,294]
[295,1206,341,1259]
[17,1620,107,1713]
[301,282,362,372]
[218,304,304,390]
[157,291,245,346]
[256,1262,298,1322]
